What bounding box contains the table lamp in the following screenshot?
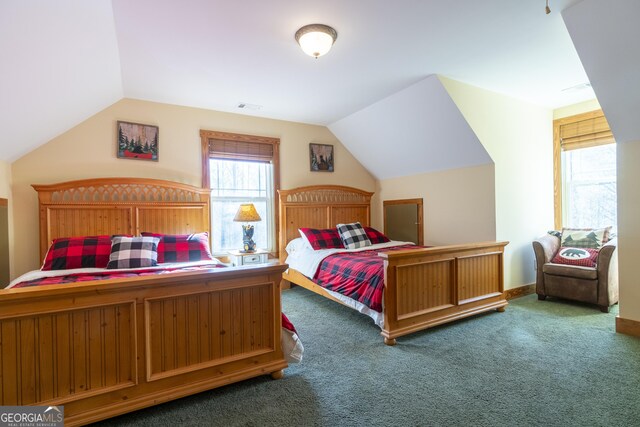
[233,203,262,252]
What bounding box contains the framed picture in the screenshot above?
[309,143,334,172]
[117,121,159,161]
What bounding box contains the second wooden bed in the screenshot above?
[278,185,508,345]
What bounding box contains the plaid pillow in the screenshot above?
[551,247,599,268]
[364,226,390,244]
[141,232,213,263]
[298,228,343,250]
[107,236,160,269]
[41,235,113,271]
[336,222,372,250]
[561,227,611,249]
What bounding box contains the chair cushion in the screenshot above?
[542,263,597,280]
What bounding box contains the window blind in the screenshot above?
[208,139,274,162]
[559,113,614,151]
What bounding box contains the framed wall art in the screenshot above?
[117,121,159,161]
[309,143,334,172]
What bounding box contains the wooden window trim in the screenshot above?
[553,109,614,230]
[200,130,281,258]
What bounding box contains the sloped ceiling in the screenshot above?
[1,0,593,171]
[0,1,122,162]
[562,0,640,144]
[329,75,491,180]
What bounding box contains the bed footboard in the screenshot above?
[380,241,508,344]
[0,264,288,426]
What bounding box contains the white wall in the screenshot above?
[329,75,492,181]
[440,77,554,289]
[617,140,640,322]
[372,164,496,246]
[11,98,376,277]
[553,99,600,120]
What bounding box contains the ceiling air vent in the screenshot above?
[237,102,263,110]
[561,82,592,92]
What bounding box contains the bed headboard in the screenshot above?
[32,178,211,262]
[278,185,373,262]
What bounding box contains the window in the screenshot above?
[553,110,616,231]
[200,130,280,255]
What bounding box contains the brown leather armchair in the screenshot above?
[532,233,618,312]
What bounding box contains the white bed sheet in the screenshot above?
[7,259,223,289]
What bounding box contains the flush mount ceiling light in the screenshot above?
[295,24,338,59]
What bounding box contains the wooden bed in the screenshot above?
[278,185,508,345]
[0,178,287,426]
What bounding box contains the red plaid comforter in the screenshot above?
[11,263,226,288]
[313,244,420,313]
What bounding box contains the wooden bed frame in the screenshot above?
[278,185,508,345]
[0,178,287,426]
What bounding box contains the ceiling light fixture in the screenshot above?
[545,0,551,14]
[295,24,338,59]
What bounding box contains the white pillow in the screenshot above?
[286,237,312,256]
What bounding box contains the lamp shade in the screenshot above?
[233,204,262,222]
[295,24,337,58]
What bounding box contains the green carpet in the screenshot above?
[97,288,640,426]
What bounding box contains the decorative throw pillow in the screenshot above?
[547,230,562,239]
[141,232,213,263]
[41,235,113,271]
[298,228,344,250]
[364,226,390,244]
[107,236,160,269]
[336,222,372,250]
[561,227,611,249]
[551,247,599,268]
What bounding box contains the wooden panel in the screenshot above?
[504,283,535,300]
[457,253,502,303]
[396,259,455,318]
[45,207,132,256]
[0,303,136,405]
[616,316,640,338]
[330,206,370,227]
[33,178,212,262]
[137,206,209,235]
[283,205,328,243]
[145,284,274,380]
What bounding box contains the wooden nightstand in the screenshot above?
[228,249,269,266]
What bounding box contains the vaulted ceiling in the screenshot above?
[1,0,594,165]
